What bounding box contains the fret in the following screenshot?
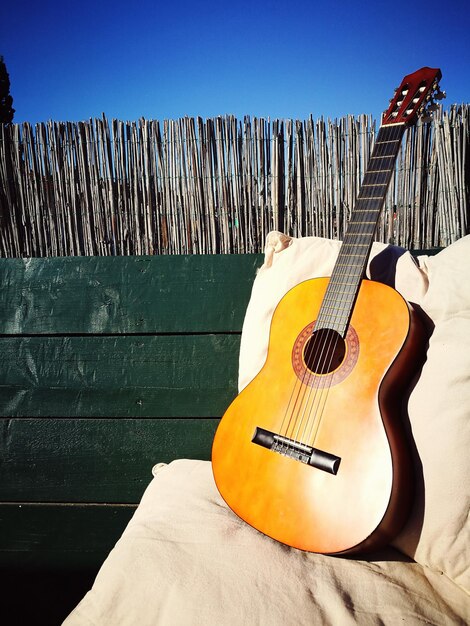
[359,198,385,205]
[355,209,384,217]
[320,304,356,316]
[369,156,396,167]
[325,275,362,288]
[320,300,356,310]
[315,121,406,338]
[320,292,360,307]
[370,141,400,156]
[362,171,391,185]
[346,229,376,236]
[359,186,388,194]
[319,292,361,308]
[346,229,379,237]
[329,272,363,284]
[376,125,405,139]
[345,234,376,240]
[316,318,351,332]
[341,247,368,252]
[335,253,367,258]
[359,185,388,194]
[332,254,363,268]
[319,303,356,314]
[342,240,373,249]
[324,283,359,290]
[347,221,377,228]
[325,291,362,302]
[341,241,368,246]
[320,301,356,311]
[349,221,380,227]
[315,313,352,335]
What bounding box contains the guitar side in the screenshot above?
[212,277,425,554]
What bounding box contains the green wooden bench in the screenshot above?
[0,249,439,624]
[0,254,262,623]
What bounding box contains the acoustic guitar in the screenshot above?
[212,67,444,555]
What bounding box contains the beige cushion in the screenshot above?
[238,232,470,593]
[64,460,469,626]
[392,236,470,592]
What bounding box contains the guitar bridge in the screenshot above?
[252,427,341,475]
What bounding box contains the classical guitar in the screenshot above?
[212,67,444,555]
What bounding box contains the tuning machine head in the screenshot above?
[382,67,443,127]
[419,81,445,122]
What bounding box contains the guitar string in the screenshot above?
[279,124,404,453]
[303,124,403,447]
[283,132,384,443]
[276,127,391,446]
[298,124,405,451]
[276,129,388,446]
[280,124,404,450]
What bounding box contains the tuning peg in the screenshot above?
[435,90,446,100]
[428,103,439,112]
[421,112,432,123]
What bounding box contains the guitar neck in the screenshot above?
[316,123,406,336]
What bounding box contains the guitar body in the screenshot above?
[212,277,424,554]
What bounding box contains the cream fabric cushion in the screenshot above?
[64,460,469,626]
[392,236,470,592]
[238,232,470,594]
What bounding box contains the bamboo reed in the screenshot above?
[0,107,468,257]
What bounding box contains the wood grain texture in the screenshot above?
[0,334,239,417]
[0,254,262,335]
[0,418,219,502]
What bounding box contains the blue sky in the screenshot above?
[1,0,469,125]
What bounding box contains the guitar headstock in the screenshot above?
[382,67,444,126]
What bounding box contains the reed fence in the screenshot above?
[0,106,468,257]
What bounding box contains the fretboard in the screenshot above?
[316,123,406,336]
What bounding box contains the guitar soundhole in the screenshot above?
[303,329,346,375]
[292,321,359,388]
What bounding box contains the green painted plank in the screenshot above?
[0,254,263,335]
[0,418,219,502]
[0,251,440,337]
[0,334,239,417]
[0,503,135,569]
